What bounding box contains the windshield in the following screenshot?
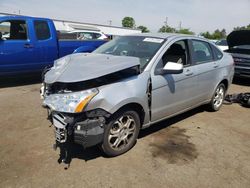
[93,36,165,70]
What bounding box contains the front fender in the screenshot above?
[85,72,151,123]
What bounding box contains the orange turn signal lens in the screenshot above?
[74,93,97,113]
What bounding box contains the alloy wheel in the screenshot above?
[108,115,136,150]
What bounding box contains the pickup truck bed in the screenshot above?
[58,40,106,57]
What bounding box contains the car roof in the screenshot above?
[0,15,51,21]
[128,32,198,39]
[69,30,101,33]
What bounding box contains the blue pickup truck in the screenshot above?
[0,16,107,76]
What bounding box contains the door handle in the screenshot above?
[185,69,193,76]
[213,63,219,68]
[24,43,34,48]
[185,72,193,76]
[213,65,219,68]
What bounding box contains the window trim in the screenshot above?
[182,39,192,67]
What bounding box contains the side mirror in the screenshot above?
[156,62,183,75]
[0,32,2,40]
[163,62,183,74]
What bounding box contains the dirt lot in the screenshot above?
[0,76,249,188]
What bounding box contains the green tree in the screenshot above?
[234,26,246,31]
[122,17,135,28]
[200,29,227,40]
[137,25,150,33]
[200,31,213,39]
[213,29,223,39]
[176,28,195,35]
[234,24,250,31]
[158,25,176,33]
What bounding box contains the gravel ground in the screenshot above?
[0,76,249,188]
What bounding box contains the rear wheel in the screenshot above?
[209,83,226,111]
[102,109,140,157]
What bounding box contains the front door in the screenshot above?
[0,19,40,75]
[151,39,198,122]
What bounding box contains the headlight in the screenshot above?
[43,88,98,113]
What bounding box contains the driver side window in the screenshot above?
[156,40,190,70]
[0,20,28,40]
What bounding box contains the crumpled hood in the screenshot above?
[227,30,250,48]
[44,53,140,84]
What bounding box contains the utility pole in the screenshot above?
[164,16,168,27]
[108,20,112,26]
[179,21,182,30]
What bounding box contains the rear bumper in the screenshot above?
[51,111,105,148]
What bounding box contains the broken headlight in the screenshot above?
[43,88,98,113]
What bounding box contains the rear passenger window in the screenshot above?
[191,40,213,63]
[211,45,223,60]
[34,21,51,40]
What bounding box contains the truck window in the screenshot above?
[81,32,93,40]
[76,32,100,40]
[92,33,101,39]
[0,20,27,40]
[34,20,51,40]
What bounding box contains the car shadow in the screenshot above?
[233,77,250,86]
[60,105,207,167]
[0,73,42,88]
[138,105,206,138]
[57,143,104,167]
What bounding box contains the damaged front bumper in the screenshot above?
[48,109,108,148]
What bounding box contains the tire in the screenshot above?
[209,83,226,111]
[101,109,140,157]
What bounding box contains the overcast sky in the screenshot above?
[0,0,250,34]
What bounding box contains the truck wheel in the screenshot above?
[102,109,140,157]
[209,83,226,111]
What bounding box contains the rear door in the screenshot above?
[189,39,219,102]
[32,19,58,68]
[150,39,198,122]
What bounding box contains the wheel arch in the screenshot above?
[111,102,146,127]
[219,79,229,91]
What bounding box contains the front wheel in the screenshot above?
[209,83,226,111]
[102,109,140,157]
